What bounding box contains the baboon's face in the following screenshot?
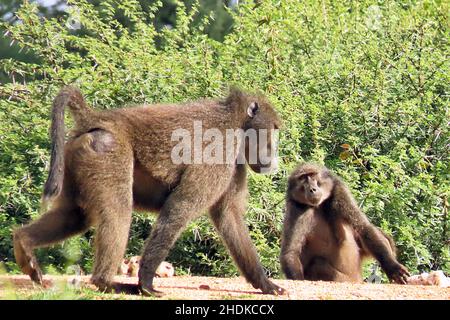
[244,100,281,174]
[290,171,333,207]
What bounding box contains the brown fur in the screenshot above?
[280,163,410,284]
[13,86,285,295]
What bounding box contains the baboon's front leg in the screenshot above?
[209,194,285,295]
[209,166,285,295]
[360,225,410,284]
[138,166,232,295]
[138,212,192,296]
[280,204,316,280]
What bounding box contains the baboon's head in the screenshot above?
[226,88,281,174]
[288,163,334,207]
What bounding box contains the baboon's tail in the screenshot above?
[42,86,89,203]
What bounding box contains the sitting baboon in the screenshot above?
[280,163,410,284]
[13,86,285,295]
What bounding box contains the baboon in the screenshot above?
[118,256,142,277]
[155,261,175,278]
[13,86,285,295]
[119,256,173,278]
[280,163,410,283]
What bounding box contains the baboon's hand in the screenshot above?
[260,281,286,295]
[387,262,410,284]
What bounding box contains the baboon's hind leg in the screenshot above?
[82,157,134,292]
[89,201,133,293]
[13,204,89,284]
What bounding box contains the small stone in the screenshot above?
[199,284,210,290]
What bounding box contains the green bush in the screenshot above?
[0,0,448,279]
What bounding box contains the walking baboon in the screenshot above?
[280,163,410,283]
[13,86,285,295]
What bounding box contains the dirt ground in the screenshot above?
[1,274,449,300]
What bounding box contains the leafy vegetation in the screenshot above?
[0,0,448,282]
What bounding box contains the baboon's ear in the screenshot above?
[247,102,259,118]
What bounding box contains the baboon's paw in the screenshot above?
[139,285,165,298]
[260,281,286,295]
[13,237,43,285]
[388,263,410,284]
[28,259,43,285]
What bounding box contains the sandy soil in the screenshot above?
[0,274,449,300]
